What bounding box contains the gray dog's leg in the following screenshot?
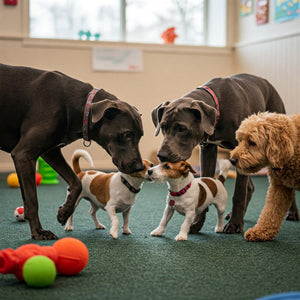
[223,173,251,233]
[42,148,82,226]
[12,148,58,240]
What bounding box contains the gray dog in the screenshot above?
[152,73,299,234]
[0,63,144,240]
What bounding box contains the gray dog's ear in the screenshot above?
[91,99,121,123]
[190,100,217,135]
[151,101,170,136]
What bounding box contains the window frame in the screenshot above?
[18,0,233,55]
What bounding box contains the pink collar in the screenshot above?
[199,85,220,124]
[169,182,192,197]
[82,88,99,146]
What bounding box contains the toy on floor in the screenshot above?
[38,157,59,184]
[0,237,89,282]
[52,237,89,275]
[6,172,19,187]
[7,172,43,188]
[14,206,25,221]
[23,255,56,288]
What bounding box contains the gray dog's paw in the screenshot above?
[223,221,244,234]
[31,229,58,240]
[286,210,300,221]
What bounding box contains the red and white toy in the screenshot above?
[14,206,25,221]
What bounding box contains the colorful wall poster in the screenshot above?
[240,0,254,16]
[256,0,269,24]
[275,0,300,23]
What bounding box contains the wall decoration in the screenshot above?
[256,0,269,24]
[92,47,143,72]
[240,0,254,16]
[275,0,300,23]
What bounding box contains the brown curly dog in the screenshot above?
[230,112,300,241]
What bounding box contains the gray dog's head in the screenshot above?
[151,97,216,162]
[90,99,144,174]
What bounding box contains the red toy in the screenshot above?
[0,237,88,280]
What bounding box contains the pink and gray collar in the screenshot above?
[197,85,220,124]
[83,88,99,146]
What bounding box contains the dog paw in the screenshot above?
[175,234,187,241]
[223,221,244,234]
[110,229,118,239]
[122,228,132,235]
[244,227,275,242]
[215,226,223,233]
[31,229,58,240]
[151,228,163,236]
[64,225,73,231]
[96,223,106,230]
[286,210,300,221]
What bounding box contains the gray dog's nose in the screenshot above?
[229,158,238,166]
[157,151,169,162]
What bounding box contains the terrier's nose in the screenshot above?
[230,158,238,166]
[148,169,153,175]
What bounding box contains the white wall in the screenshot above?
[234,1,300,115]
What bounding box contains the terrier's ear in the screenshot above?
[180,161,196,177]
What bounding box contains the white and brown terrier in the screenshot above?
[148,160,231,241]
[64,149,153,239]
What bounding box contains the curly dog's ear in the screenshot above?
[266,125,295,169]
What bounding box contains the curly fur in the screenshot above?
[230,112,300,241]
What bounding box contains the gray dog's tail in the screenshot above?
[217,159,232,184]
[72,149,94,175]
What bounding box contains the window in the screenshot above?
[29,0,226,47]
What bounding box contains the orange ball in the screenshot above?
[7,172,19,188]
[52,237,89,275]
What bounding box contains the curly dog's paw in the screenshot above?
[244,227,275,242]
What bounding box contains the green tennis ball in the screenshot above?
[23,255,56,288]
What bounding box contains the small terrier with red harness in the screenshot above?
[64,149,153,239]
[148,159,231,241]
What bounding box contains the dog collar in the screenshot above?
[83,88,100,147]
[169,182,192,197]
[121,176,141,194]
[197,85,220,123]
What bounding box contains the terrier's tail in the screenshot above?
[217,159,232,184]
[72,149,94,174]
